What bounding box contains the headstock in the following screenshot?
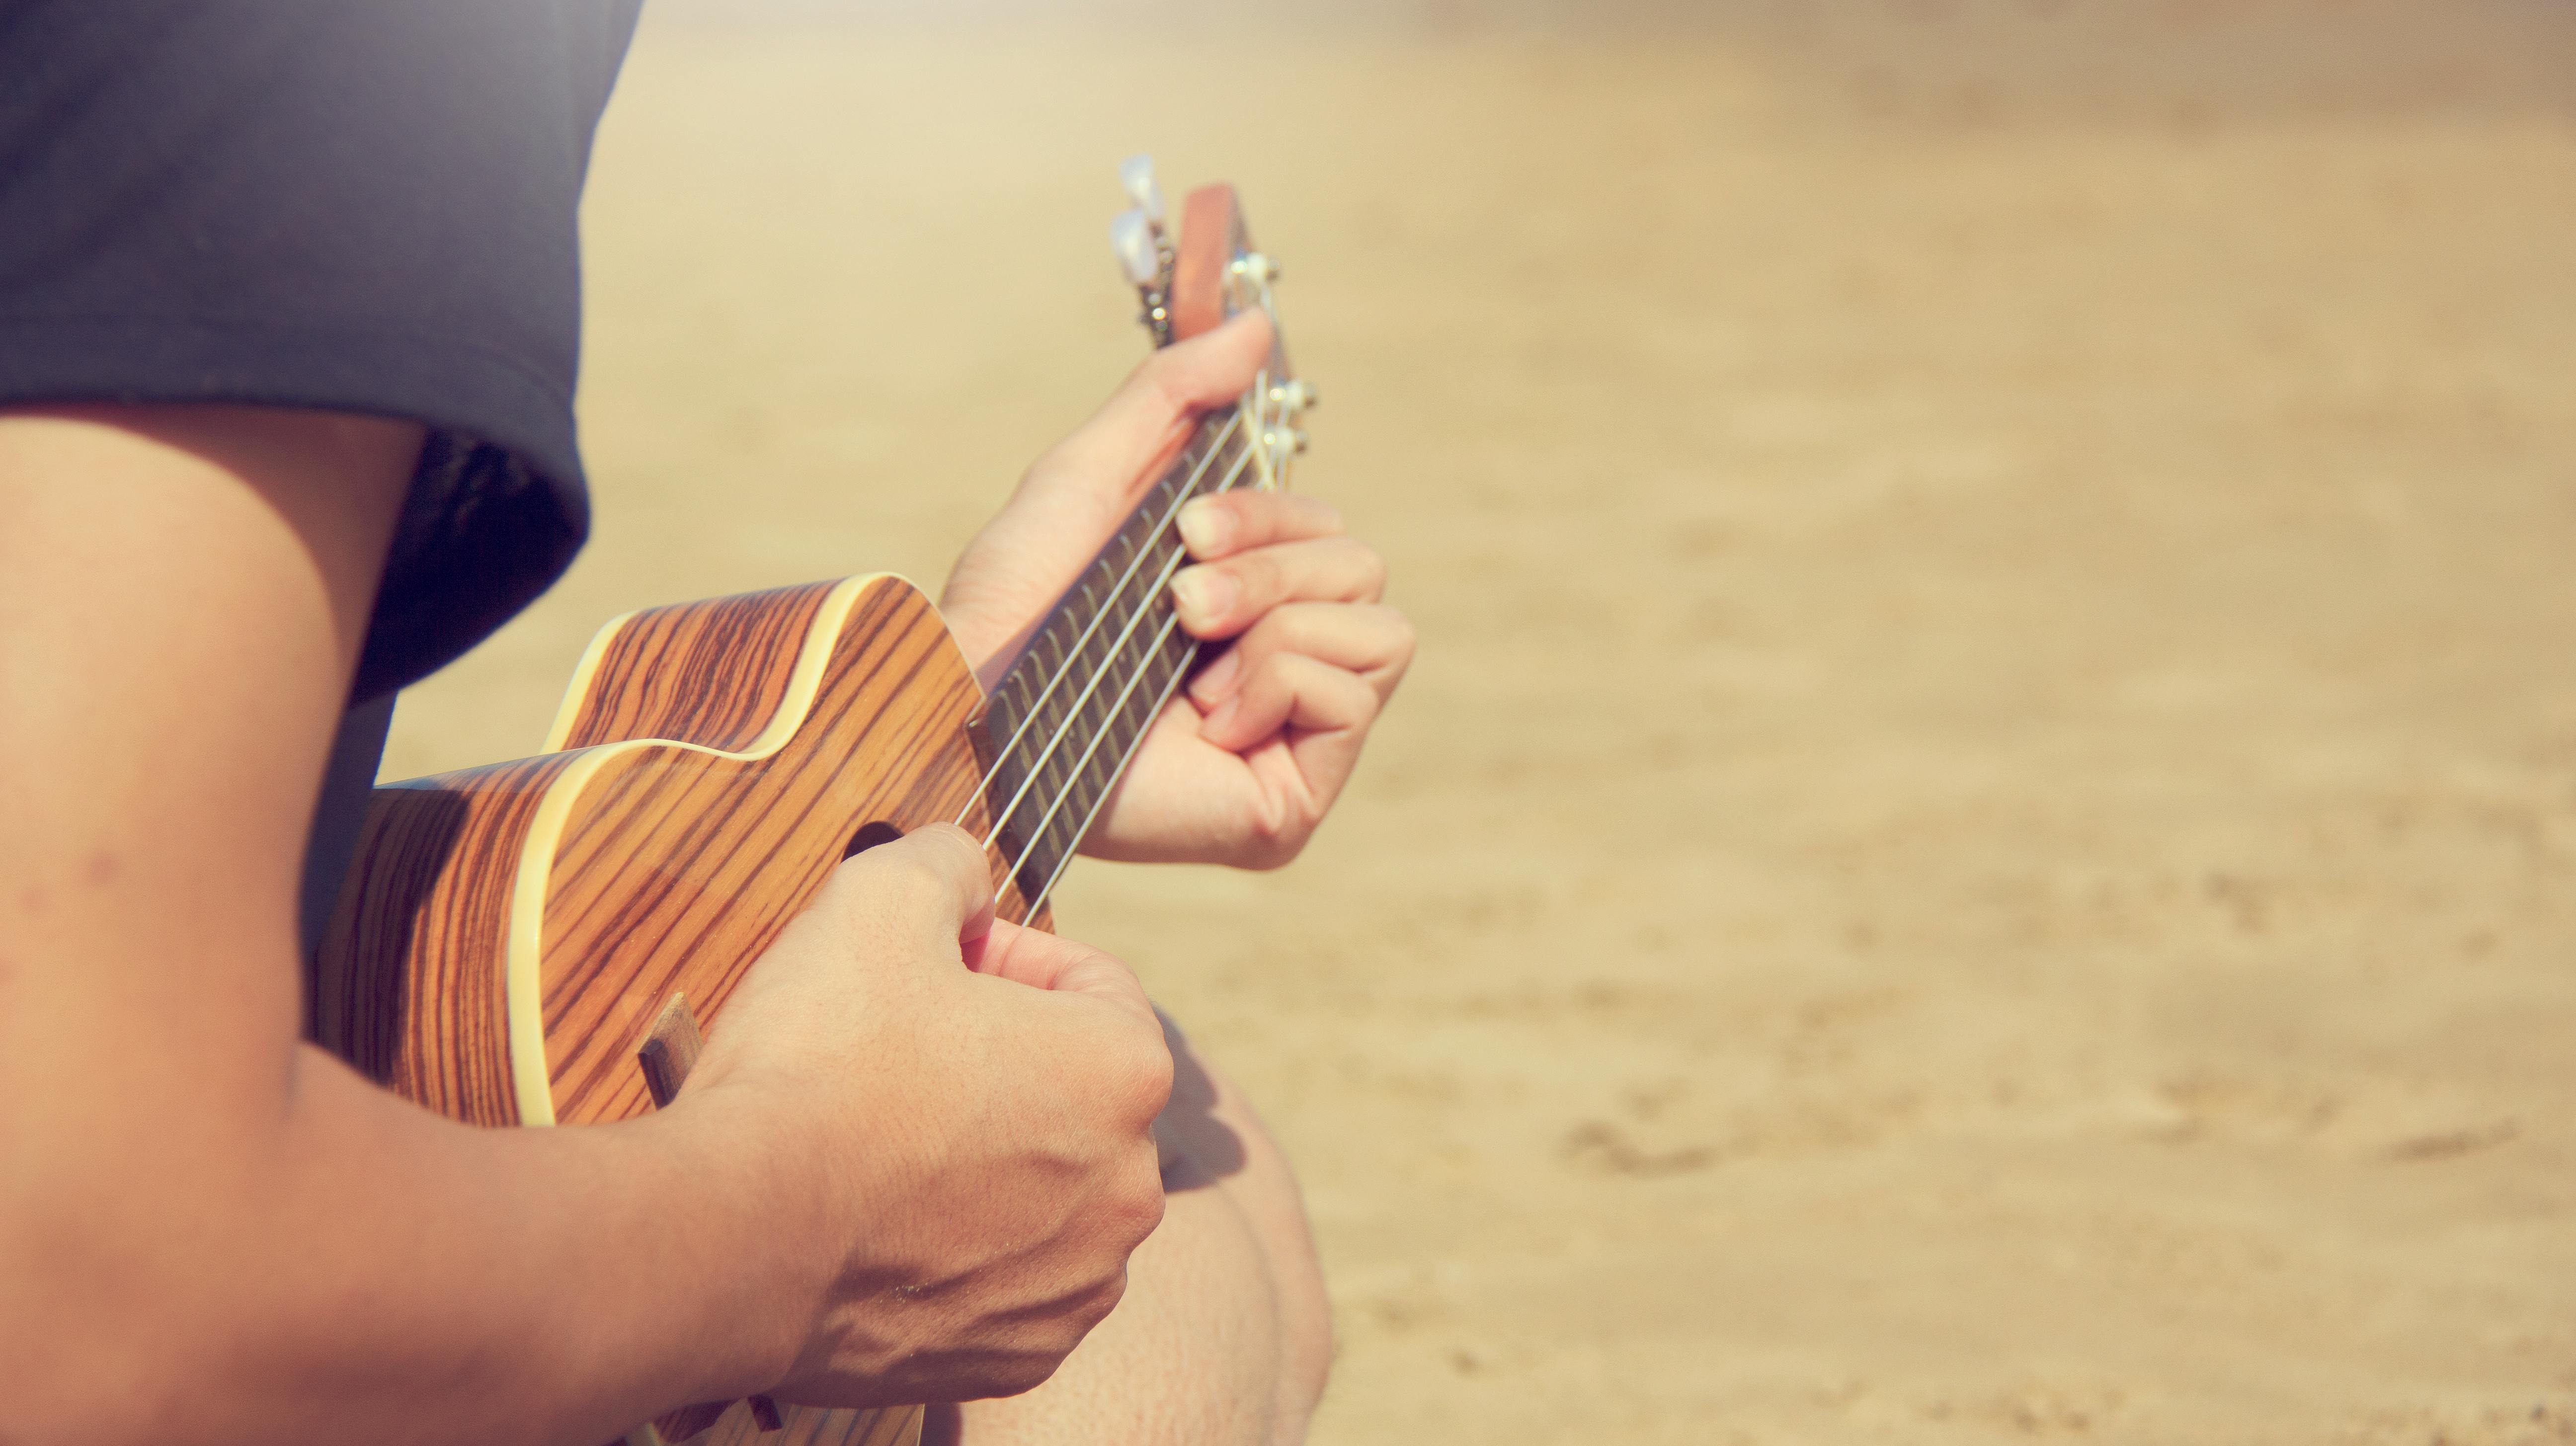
[1109,156,1175,345]
[1109,156,1313,468]
[950,160,1332,920]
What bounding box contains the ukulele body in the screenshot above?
[310,572,1031,1446]
[304,175,1285,1446]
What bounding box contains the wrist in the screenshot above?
[629,1077,834,1402]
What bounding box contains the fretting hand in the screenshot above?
[939,311,1414,870]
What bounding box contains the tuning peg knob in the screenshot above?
[1230,252,1279,286]
[1110,209,1159,287]
[1270,379,1317,415]
[1119,155,1166,225]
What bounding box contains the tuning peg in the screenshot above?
[1119,155,1166,225]
[1269,380,1317,415]
[1110,210,1159,287]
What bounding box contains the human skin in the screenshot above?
[0,315,1401,1444]
[941,310,1416,873]
[0,402,1171,1444]
[936,310,1404,1445]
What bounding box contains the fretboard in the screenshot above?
[973,406,1262,912]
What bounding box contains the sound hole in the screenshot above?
[844,821,903,858]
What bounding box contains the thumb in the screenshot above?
[1058,309,1277,487]
[964,920,1159,1027]
[828,821,997,955]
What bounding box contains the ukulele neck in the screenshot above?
[971,401,1272,916]
[966,166,1310,922]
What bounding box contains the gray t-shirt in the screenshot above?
[0,0,643,948]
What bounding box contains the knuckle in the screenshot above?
[1137,343,1193,401]
[1244,650,1295,701]
[1148,343,1237,417]
[1118,1030,1176,1123]
[1148,367,1197,417]
[1130,1192,1168,1250]
[1338,676,1386,728]
[1113,1159,1168,1241]
[1380,606,1419,661]
[990,1355,1062,1400]
[854,848,942,896]
[836,848,960,923]
[909,822,985,878]
[1138,1035,1177,1112]
[1241,548,1288,603]
[1221,491,1277,544]
[1244,828,1308,872]
[1234,795,1309,869]
[1076,1268,1134,1338]
[1023,438,1077,485]
[1210,487,1259,531]
[813,855,886,920]
[1347,541,1389,598]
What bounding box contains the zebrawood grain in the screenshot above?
[309,753,579,1126]
[310,180,1270,1446]
[538,578,994,1128]
[312,575,993,1445]
[553,582,842,754]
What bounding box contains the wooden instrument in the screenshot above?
[305,162,1309,1446]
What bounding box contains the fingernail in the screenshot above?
[1176,497,1231,558]
[1169,566,1237,628]
[1188,647,1243,705]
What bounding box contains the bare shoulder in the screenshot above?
[0,402,418,1165]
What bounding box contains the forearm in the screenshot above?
[8,1043,807,1446]
[0,403,1175,1439]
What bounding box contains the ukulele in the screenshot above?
[306,160,1311,1446]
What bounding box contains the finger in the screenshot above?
[829,821,996,953]
[1198,650,1385,757]
[1048,311,1276,499]
[1187,601,1415,709]
[966,921,1164,1028]
[1173,489,1344,562]
[1169,536,1386,639]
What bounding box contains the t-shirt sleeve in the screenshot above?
[0,0,643,700]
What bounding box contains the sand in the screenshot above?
[381,4,2576,1441]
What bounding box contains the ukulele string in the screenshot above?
[997,611,1187,902]
[950,401,1250,832]
[965,367,1271,858]
[1010,600,1200,917]
[1004,398,1297,918]
[972,431,1260,857]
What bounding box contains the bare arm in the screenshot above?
[0,405,1172,1444]
[935,315,1394,1445]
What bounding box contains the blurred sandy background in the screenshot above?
[383,2,2576,1441]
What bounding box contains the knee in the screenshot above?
[1271,1248,1334,1441]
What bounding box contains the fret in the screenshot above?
[1027,624,1075,832]
[975,402,1254,907]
